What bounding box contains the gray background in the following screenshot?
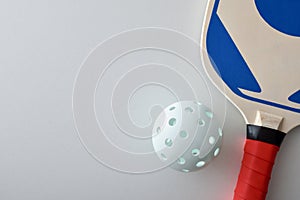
[0,0,299,199]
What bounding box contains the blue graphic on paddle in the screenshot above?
[255,0,300,37]
[206,0,300,113]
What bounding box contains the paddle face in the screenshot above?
[201,0,300,133]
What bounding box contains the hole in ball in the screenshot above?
[209,136,216,145]
[205,111,213,118]
[177,157,186,165]
[165,138,173,147]
[179,130,188,139]
[185,107,194,113]
[198,119,205,127]
[156,127,161,134]
[192,149,200,156]
[214,148,220,157]
[196,161,206,168]
[169,118,176,126]
[161,153,167,161]
[169,106,176,111]
[218,128,223,137]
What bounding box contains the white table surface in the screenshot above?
[0,0,299,199]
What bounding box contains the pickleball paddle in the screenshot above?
[201,0,300,199]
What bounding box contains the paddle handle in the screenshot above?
[233,139,279,200]
[233,125,286,200]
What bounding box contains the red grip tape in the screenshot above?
[233,139,279,200]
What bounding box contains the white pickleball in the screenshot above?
[152,101,223,172]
